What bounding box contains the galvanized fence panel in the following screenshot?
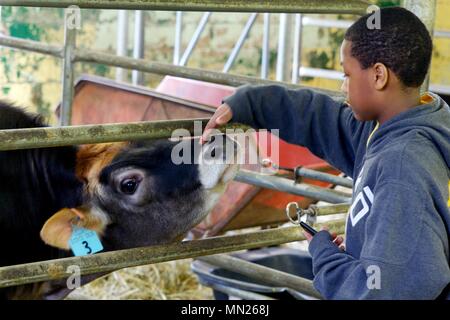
[3,0,437,294]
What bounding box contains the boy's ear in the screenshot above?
[373,62,389,90]
[40,207,107,250]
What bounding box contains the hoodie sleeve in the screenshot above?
[224,84,365,176]
[309,179,450,300]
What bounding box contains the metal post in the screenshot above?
[132,10,145,85]
[235,170,352,203]
[178,12,211,66]
[223,13,258,73]
[291,13,303,84]
[261,13,270,79]
[276,13,293,82]
[173,11,183,65]
[116,10,128,82]
[60,9,77,127]
[402,0,437,92]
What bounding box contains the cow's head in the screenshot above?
[40,136,240,251]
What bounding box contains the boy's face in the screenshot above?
[340,40,378,121]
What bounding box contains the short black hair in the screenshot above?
[344,6,432,88]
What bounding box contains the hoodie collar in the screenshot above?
[365,92,440,150]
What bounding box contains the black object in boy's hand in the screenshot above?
[300,221,318,236]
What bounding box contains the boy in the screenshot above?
[200,7,450,299]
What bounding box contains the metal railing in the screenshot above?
[0,220,346,289]
[0,1,439,125]
[0,118,210,151]
[0,0,436,296]
[167,1,440,91]
[0,1,371,14]
[0,33,345,126]
[235,170,351,204]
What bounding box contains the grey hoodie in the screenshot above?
[224,85,450,299]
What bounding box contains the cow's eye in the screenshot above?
[120,178,139,195]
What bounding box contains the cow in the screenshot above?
[0,101,240,299]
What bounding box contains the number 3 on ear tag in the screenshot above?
[69,225,104,256]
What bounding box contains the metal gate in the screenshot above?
[0,0,437,299]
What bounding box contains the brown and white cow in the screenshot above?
[0,101,239,299]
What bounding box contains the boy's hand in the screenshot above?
[303,226,345,251]
[200,103,233,144]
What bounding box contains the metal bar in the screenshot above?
[235,170,352,204]
[116,9,129,82]
[178,12,211,67]
[402,0,437,93]
[302,16,353,29]
[276,13,291,82]
[0,118,208,151]
[430,84,450,95]
[223,13,258,73]
[291,13,303,84]
[0,1,371,15]
[132,10,145,85]
[261,13,270,79]
[315,220,346,234]
[434,30,450,38]
[60,10,77,127]
[173,11,183,65]
[300,66,344,80]
[205,282,276,300]
[0,34,62,58]
[198,254,322,299]
[295,167,353,188]
[0,226,308,288]
[74,48,345,98]
[303,203,350,217]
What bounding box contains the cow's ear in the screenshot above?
[40,207,106,250]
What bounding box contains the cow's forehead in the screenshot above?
[76,142,130,190]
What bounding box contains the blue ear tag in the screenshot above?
[69,225,104,257]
